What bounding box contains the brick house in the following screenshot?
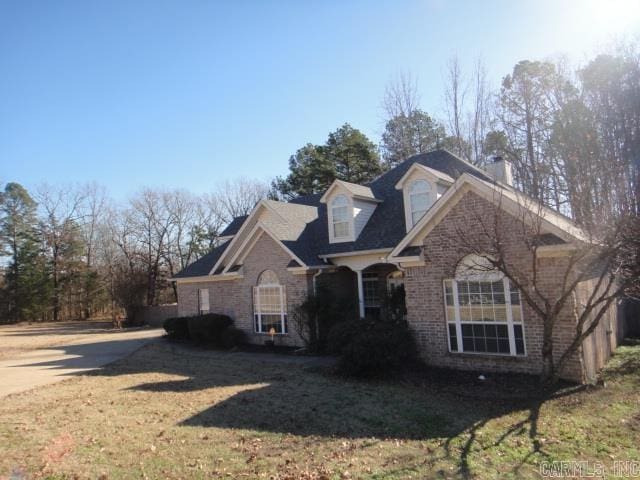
[173,150,621,382]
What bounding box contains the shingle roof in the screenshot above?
[175,150,495,278]
[220,215,248,237]
[291,149,492,256]
[173,240,230,278]
[320,179,379,203]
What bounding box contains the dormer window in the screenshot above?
[409,180,432,227]
[321,179,379,244]
[395,164,453,233]
[331,194,351,239]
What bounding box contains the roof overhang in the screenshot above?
[171,273,243,283]
[318,248,393,259]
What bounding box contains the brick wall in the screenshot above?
[177,232,313,347]
[405,190,586,382]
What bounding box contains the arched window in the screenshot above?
[253,270,287,334]
[331,195,351,239]
[409,180,432,227]
[443,254,525,356]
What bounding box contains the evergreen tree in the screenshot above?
[0,183,49,322]
[380,110,448,167]
[273,124,382,198]
[325,124,383,185]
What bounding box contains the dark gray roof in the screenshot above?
[173,240,230,278]
[175,150,491,277]
[220,215,248,237]
[290,149,491,257]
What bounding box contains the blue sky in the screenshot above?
[1,0,639,199]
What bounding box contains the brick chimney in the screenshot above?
[485,156,513,186]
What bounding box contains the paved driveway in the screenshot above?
[0,322,163,398]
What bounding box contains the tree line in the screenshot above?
[274,43,639,228]
[1,42,638,323]
[0,179,269,323]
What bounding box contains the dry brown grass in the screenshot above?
[0,340,638,479]
[0,321,114,360]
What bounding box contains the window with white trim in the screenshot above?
[363,273,380,308]
[331,194,351,239]
[253,270,287,334]
[197,288,210,314]
[409,179,432,227]
[444,255,525,356]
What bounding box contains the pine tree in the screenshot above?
[380,110,448,168]
[273,124,382,198]
[0,183,49,322]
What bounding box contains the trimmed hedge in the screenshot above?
[328,319,419,377]
[187,313,233,346]
[163,316,189,340]
[163,313,240,348]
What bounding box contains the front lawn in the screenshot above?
[1,340,639,479]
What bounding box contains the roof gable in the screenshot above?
[222,222,307,273]
[394,163,455,190]
[390,173,586,259]
[319,179,379,203]
[209,199,318,275]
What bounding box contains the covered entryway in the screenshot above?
[315,261,405,321]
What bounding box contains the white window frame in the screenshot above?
[404,178,435,231]
[362,272,380,308]
[443,276,526,357]
[253,271,288,335]
[197,288,210,315]
[328,194,354,243]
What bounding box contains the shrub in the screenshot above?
[326,319,365,354]
[187,313,233,345]
[291,285,359,353]
[330,319,419,377]
[163,316,189,340]
[220,326,247,349]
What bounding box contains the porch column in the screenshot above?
[355,269,365,319]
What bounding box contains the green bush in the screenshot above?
[329,319,419,377]
[291,285,359,353]
[220,326,247,349]
[187,313,233,345]
[163,316,189,340]
[326,319,364,354]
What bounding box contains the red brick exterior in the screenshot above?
[177,232,313,347]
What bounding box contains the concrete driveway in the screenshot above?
[0,322,163,398]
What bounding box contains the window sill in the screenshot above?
[447,351,527,361]
[253,332,289,336]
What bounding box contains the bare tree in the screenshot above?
[213,178,269,222]
[446,189,635,384]
[381,72,448,167]
[382,72,420,119]
[443,55,468,157]
[467,59,494,165]
[78,182,109,318]
[37,184,86,321]
[127,189,173,306]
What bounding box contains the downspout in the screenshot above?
[312,268,323,295]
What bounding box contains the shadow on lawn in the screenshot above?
[86,341,587,478]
